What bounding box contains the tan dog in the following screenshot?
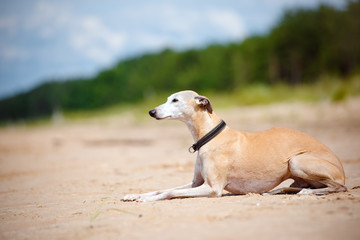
[123,90,346,202]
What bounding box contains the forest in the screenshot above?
[0,1,359,121]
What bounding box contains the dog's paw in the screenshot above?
[122,191,163,202]
[122,194,141,202]
[137,196,157,202]
[298,188,314,195]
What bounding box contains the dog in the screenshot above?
[123,90,346,202]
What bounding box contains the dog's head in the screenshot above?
[149,90,213,121]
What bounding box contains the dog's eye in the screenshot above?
[172,98,179,103]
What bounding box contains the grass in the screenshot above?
[90,197,108,222]
[90,194,142,223]
[2,75,359,127]
[206,74,360,109]
[69,74,360,123]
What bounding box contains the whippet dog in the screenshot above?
[123,90,346,202]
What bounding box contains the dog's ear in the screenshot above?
[195,96,213,114]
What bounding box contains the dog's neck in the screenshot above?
[184,111,223,142]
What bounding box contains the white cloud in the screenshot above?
[0,45,29,61]
[121,4,247,51]
[207,9,246,39]
[0,16,17,34]
[21,1,127,64]
[1,1,247,65]
[24,1,72,38]
[69,16,127,64]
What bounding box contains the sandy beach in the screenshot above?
[1,98,360,240]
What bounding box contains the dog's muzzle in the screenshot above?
[149,109,156,118]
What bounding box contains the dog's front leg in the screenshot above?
[123,156,204,202]
[122,182,194,201]
[138,183,221,202]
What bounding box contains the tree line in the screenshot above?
[1,0,359,121]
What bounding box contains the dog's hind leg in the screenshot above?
[288,153,347,195]
[262,176,319,195]
[262,187,303,195]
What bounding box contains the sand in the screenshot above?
[0,98,360,240]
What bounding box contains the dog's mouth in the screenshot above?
[155,116,171,120]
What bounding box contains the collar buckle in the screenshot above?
[188,145,197,153]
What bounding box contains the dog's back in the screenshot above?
[239,127,341,168]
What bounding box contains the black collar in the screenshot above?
[189,120,226,153]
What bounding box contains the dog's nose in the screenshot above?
[149,109,156,117]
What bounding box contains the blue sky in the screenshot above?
[0,0,345,99]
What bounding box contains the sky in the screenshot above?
[0,0,346,99]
